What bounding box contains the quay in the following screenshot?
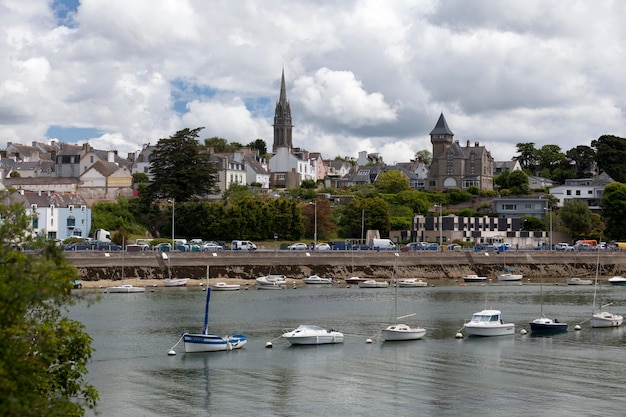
[65,250,626,283]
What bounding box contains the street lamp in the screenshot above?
[434,204,443,249]
[309,201,317,249]
[168,199,175,250]
[544,206,552,251]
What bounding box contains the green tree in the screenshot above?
[592,135,626,183]
[601,182,626,240]
[149,128,219,202]
[565,145,595,178]
[338,197,390,237]
[559,200,593,239]
[414,149,432,164]
[537,144,565,179]
[302,199,335,240]
[375,170,410,194]
[247,139,267,157]
[514,142,540,174]
[0,199,98,416]
[508,170,530,194]
[132,172,149,184]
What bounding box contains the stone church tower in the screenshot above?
[272,69,293,153]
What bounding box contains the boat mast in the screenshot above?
[393,252,399,323]
[592,250,600,314]
[202,265,211,335]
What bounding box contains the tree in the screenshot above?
[301,199,335,240]
[414,149,432,164]
[149,128,219,202]
[132,172,149,184]
[514,142,540,174]
[0,198,98,416]
[537,144,565,178]
[559,200,593,239]
[565,145,595,178]
[247,139,267,157]
[375,170,410,194]
[601,182,626,240]
[592,135,626,183]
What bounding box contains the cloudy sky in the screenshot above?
[1,0,625,164]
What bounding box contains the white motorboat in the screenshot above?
[163,278,189,287]
[396,278,428,287]
[303,275,333,284]
[358,280,389,288]
[497,273,522,282]
[463,309,515,337]
[210,281,241,291]
[256,274,287,286]
[566,277,593,285]
[463,274,487,283]
[182,266,247,353]
[608,276,626,286]
[106,284,146,293]
[382,254,426,341]
[281,324,344,345]
[345,276,367,285]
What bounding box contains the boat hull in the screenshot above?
[464,324,515,337]
[608,276,626,286]
[163,278,189,287]
[303,275,333,284]
[590,312,624,328]
[464,309,515,337]
[106,285,145,293]
[210,282,241,291]
[497,273,522,282]
[529,320,568,334]
[566,278,592,285]
[358,280,389,288]
[183,333,248,353]
[463,275,487,283]
[382,324,426,341]
[396,279,428,287]
[282,325,344,345]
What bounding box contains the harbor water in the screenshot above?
[71,282,626,416]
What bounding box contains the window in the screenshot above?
[502,204,516,211]
[33,218,38,229]
[566,190,572,195]
[576,190,581,196]
[67,216,76,227]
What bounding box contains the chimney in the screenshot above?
[108,150,115,162]
[475,141,479,147]
[467,140,470,147]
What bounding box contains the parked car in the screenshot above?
[401,242,426,252]
[201,242,224,252]
[288,242,309,251]
[153,243,172,252]
[64,242,93,251]
[314,243,331,251]
[555,242,575,251]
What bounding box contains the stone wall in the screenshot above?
[66,250,626,283]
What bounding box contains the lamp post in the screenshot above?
[310,201,317,249]
[544,206,552,251]
[169,199,175,250]
[434,204,443,249]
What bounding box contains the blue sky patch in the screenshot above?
[46,126,104,143]
[52,0,79,27]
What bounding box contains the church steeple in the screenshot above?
[273,68,293,153]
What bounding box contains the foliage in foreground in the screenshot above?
[0,200,98,416]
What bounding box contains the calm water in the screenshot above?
[70,282,626,417]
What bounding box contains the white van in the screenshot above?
[231,240,257,251]
[370,238,396,251]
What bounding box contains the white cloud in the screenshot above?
[0,0,624,164]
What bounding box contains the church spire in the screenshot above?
[273,68,293,153]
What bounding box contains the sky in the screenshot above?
[1,0,625,164]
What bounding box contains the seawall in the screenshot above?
[66,250,626,283]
